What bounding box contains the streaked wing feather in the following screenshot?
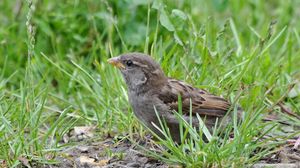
[158,79,230,117]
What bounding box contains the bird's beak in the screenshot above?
[107,57,125,69]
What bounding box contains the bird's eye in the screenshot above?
[126,60,133,66]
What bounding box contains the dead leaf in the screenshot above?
[76,156,109,167]
[73,126,95,140]
[18,156,31,168]
[77,156,95,164]
[96,159,109,166]
[293,136,300,150]
[0,160,8,168]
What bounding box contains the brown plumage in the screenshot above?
[159,79,230,117]
[108,52,241,142]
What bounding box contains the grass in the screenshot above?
[0,0,300,167]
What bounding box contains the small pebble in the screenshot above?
[76,146,89,153]
[126,162,141,167]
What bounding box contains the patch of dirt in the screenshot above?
[258,143,300,164]
[27,126,299,168]
[43,126,168,168]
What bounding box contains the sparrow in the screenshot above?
[108,53,241,142]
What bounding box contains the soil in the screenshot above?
[42,126,169,168]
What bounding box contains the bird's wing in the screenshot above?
[157,79,230,117]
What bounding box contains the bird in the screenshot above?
[108,52,242,142]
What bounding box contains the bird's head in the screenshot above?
[108,53,166,92]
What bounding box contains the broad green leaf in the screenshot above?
[160,9,175,32]
[172,9,187,20]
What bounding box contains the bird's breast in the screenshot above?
[128,91,168,128]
